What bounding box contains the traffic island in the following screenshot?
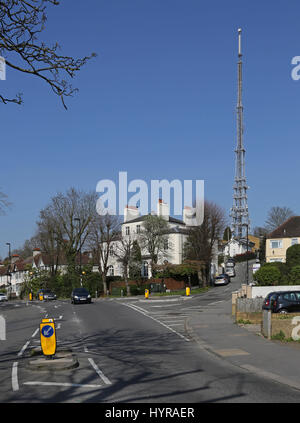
[27,348,79,371]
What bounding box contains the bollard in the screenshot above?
[40,318,56,357]
[29,292,32,301]
[186,287,191,296]
[145,289,149,299]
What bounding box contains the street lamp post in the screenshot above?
[74,218,82,286]
[246,224,249,286]
[241,225,249,286]
[6,243,11,297]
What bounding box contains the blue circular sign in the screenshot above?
[41,325,54,338]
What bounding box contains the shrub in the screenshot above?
[254,265,281,286]
[289,265,300,285]
[286,244,300,268]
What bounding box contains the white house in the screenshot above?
[104,200,219,279]
[223,238,255,258]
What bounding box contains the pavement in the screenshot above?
[185,295,300,392]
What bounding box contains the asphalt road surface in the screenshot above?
[2,263,300,403]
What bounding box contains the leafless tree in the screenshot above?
[184,201,227,286]
[113,236,136,296]
[87,213,121,296]
[0,0,96,108]
[265,206,295,233]
[37,188,97,270]
[139,215,170,276]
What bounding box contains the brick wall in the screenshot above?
[111,278,185,291]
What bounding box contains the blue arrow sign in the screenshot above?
[41,325,54,338]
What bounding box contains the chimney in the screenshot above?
[33,248,41,258]
[157,199,169,221]
[124,205,140,223]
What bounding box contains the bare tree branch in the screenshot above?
[0,0,96,108]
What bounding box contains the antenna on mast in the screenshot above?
[230,27,250,240]
[238,28,242,57]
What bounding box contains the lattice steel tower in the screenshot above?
[230,28,250,239]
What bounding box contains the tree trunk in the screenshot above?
[124,267,130,296]
[102,272,108,296]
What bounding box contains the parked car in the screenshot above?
[214,274,230,286]
[262,291,300,314]
[225,267,236,277]
[36,289,57,301]
[71,288,91,304]
[0,292,8,302]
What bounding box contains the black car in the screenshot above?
[71,288,91,304]
[36,289,57,301]
[262,291,300,314]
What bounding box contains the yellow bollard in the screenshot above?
[40,319,56,357]
[29,292,32,301]
[186,287,191,296]
[145,289,149,299]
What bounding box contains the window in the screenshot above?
[270,240,282,249]
[109,246,114,256]
[108,265,114,276]
[143,261,148,277]
[282,292,296,301]
[163,238,169,250]
[136,225,140,234]
[125,226,130,236]
[292,238,299,246]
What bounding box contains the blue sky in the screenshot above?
[1,0,300,258]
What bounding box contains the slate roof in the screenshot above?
[268,216,300,239]
[123,214,185,226]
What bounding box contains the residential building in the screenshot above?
[0,249,92,297]
[223,237,255,258]
[104,200,219,280]
[266,216,300,263]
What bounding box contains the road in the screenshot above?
[1,262,300,403]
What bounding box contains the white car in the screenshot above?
[0,293,8,302]
[214,274,230,286]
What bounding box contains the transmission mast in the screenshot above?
[230,28,250,239]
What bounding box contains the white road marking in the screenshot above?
[125,303,190,342]
[12,362,19,391]
[0,315,6,340]
[18,340,30,357]
[150,304,181,308]
[165,323,184,326]
[88,358,112,385]
[23,381,102,389]
[207,301,224,306]
[32,328,39,338]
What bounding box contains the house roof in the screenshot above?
[268,216,300,239]
[123,214,185,226]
